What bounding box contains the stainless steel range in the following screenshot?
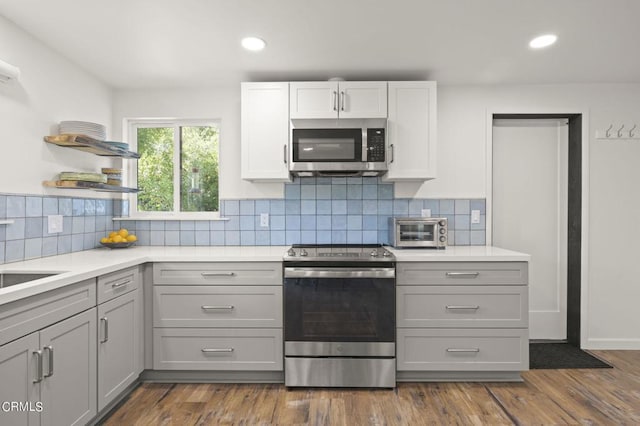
[283,244,396,388]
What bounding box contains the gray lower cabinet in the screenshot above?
[152,262,283,373]
[396,261,529,378]
[153,328,283,370]
[0,308,97,426]
[0,279,98,426]
[97,289,141,411]
[0,333,40,426]
[40,308,97,426]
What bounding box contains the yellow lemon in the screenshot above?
[100,237,109,244]
[109,231,118,238]
[112,235,124,243]
[118,228,129,238]
[126,235,137,242]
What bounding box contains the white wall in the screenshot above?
[0,14,114,197]
[111,87,283,200]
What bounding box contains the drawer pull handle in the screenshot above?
[100,317,109,343]
[201,348,234,353]
[201,272,236,277]
[446,348,480,353]
[446,305,480,310]
[33,350,43,383]
[201,305,235,311]
[112,279,132,288]
[44,346,54,377]
[445,272,480,278]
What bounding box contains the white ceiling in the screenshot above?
[1,0,639,89]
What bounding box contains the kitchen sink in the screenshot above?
[0,272,60,288]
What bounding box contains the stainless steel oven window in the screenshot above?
[283,267,395,343]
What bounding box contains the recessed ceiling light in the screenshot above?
[529,34,557,49]
[241,37,266,51]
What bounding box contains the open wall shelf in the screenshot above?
[44,134,140,159]
[43,180,140,193]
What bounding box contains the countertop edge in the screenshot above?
[1,245,529,306]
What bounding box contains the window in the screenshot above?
[127,119,219,217]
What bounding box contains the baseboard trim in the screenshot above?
[397,371,523,382]
[141,369,284,383]
[584,338,640,350]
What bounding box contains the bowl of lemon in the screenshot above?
[100,228,137,249]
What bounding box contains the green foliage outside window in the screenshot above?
[136,125,219,212]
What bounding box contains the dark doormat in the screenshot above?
[529,343,612,369]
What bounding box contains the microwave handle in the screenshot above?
[389,144,394,163]
[283,144,287,164]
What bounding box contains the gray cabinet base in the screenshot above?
[141,369,284,383]
[397,371,523,382]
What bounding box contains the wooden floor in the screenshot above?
[102,350,640,425]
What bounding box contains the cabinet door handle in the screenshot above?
[43,346,54,377]
[201,305,235,311]
[33,350,43,383]
[446,305,480,310]
[283,144,287,164]
[333,91,338,111]
[100,317,109,343]
[201,272,236,277]
[201,348,234,353]
[112,279,132,288]
[340,91,345,111]
[446,348,480,353]
[389,144,394,163]
[445,272,480,278]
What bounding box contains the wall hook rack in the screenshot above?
[597,123,640,140]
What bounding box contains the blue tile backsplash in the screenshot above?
[0,178,487,264]
[0,193,117,265]
[117,177,486,248]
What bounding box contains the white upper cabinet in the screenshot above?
[385,81,437,181]
[290,81,387,119]
[241,82,291,181]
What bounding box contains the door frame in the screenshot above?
[485,109,590,347]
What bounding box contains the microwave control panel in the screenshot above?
[366,128,386,162]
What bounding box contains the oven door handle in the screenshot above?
[284,267,395,279]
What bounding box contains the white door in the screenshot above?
[492,119,568,340]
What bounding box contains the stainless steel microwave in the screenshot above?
[289,128,387,177]
[388,217,448,248]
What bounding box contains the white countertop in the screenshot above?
[387,245,530,262]
[0,245,528,306]
[0,246,289,306]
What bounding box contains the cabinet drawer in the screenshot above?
[397,262,528,286]
[153,262,282,286]
[153,286,282,328]
[397,286,528,328]
[153,328,283,371]
[0,279,96,346]
[97,266,140,304]
[397,328,528,371]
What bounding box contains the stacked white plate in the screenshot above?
[59,121,107,141]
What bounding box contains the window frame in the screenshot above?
[125,118,221,219]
